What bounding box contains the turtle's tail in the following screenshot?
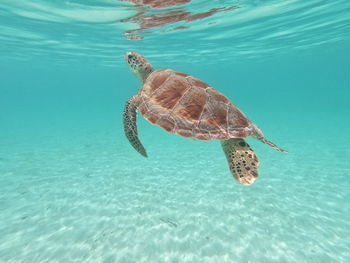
[256,136,288,153]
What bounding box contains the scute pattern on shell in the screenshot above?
[136,69,256,140]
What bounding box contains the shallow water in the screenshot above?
[1,1,350,262]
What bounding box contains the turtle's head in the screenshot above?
[125,51,154,83]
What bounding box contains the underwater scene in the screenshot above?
[0,0,349,262]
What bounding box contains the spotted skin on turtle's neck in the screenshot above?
[125,52,154,82]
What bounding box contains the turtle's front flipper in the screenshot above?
[123,97,147,157]
[221,138,259,185]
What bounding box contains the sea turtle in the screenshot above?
[123,51,286,185]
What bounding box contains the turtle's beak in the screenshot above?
[124,52,138,74]
[125,52,134,66]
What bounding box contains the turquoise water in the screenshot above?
[1,0,350,262]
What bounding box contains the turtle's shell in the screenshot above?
[136,69,257,140]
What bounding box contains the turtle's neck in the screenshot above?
[139,65,154,83]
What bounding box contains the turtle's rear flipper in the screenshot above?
[221,138,259,185]
[123,97,148,157]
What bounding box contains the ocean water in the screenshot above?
[1,0,350,262]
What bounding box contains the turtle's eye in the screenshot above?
[128,54,133,60]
